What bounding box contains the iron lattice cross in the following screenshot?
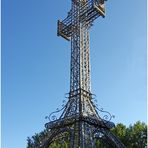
[40,0,125,147]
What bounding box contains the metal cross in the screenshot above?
[38,1,126,147]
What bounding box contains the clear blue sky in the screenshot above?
[2,0,147,148]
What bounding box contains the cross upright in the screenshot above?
[39,0,126,147]
[57,0,106,117]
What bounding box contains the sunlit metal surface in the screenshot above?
[39,0,125,147]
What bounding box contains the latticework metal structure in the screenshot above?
[38,0,125,147]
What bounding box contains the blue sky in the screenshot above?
[2,0,147,148]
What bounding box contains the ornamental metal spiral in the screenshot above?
[45,99,68,122]
[91,95,115,123]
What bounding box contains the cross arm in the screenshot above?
[57,10,72,41]
[57,0,107,41]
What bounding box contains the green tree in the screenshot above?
[112,121,147,148]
